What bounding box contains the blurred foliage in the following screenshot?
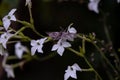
[118,48,120,52]
[0,20,2,25]
[0,0,19,18]
[42,0,52,2]
[0,0,120,80]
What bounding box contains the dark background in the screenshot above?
[0,0,120,80]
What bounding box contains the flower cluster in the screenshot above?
[0,0,120,80]
[0,0,48,78]
[0,8,16,49]
[0,0,79,78]
[50,25,77,56]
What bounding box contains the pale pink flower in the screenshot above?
[88,0,100,13]
[2,9,16,30]
[52,39,71,56]
[2,53,15,78]
[15,42,27,59]
[64,63,82,80]
[0,32,13,48]
[31,37,47,55]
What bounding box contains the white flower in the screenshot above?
[88,0,100,13]
[64,63,82,80]
[25,0,32,8]
[15,42,27,59]
[61,26,77,41]
[2,9,16,30]
[68,26,77,34]
[31,37,47,55]
[117,0,120,3]
[4,65,15,78]
[52,39,71,56]
[0,32,13,48]
[2,53,15,78]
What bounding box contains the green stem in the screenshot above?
[17,33,31,41]
[78,34,118,75]
[67,47,102,80]
[102,13,111,44]
[33,52,57,61]
[32,28,45,37]
[10,27,31,41]
[77,34,91,42]
[27,3,44,38]
[92,42,118,75]
[16,20,32,27]
[16,20,44,37]
[67,47,84,57]
[101,12,120,71]
[28,6,34,25]
[82,35,85,54]
[103,24,111,44]
[83,56,103,80]
[104,25,120,71]
[8,52,57,68]
[7,55,30,60]
[14,27,27,35]
[81,68,93,72]
[7,41,19,44]
[12,59,31,68]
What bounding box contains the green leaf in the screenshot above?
[0,0,19,17]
